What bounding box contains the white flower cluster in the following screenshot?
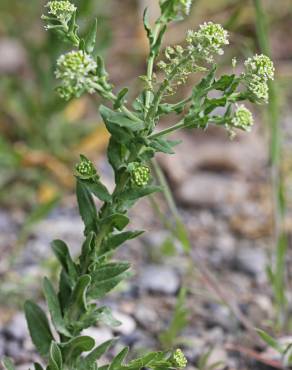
[45,1,76,24]
[186,22,229,63]
[231,104,254,132]
[245,54,275,81]
[243,54,274,103]
[55,50,98,100]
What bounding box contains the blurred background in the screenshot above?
[0,0,292,369]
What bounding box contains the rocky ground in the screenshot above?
[1,122,291,370]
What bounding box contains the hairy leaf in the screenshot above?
[24,300,54,356]
[89,262,130,299]
[77,179,98,235]
[85,18,97,54]
[43,277,72,337]
[83,339,117,368]
[100,230,144,255]
[51,239,77,283]
[62,336,95,364]
[48,342,63,370]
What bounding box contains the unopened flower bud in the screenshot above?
[75,156,97,179]
[246,74,269,103]
[231,104,254,131]
[55,50,98,100]
[131,164,151,187]
[172,349,187,368]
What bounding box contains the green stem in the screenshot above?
[90,82,143,123]
[146,55,191,126]
[145,22,163,114]
[108,91,143,123]
[148,119,185,139]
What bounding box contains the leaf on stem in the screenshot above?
[24,300,54,356]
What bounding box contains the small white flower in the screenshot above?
[187,22,229,62]
[45,1,76,23]
[244,54,274,81]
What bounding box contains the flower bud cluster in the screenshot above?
[75,156,97,179]
[186,22,229,63]
[172,349,187,368]
[55,50,98,100]
[157,22,228,94]
[243,54,274,103]
[231,104,254,132]
[131,164,151,187]
[45,1,76,24]
[157,45,200,94]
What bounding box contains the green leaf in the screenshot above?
[152,24,167,55]
[109,347,129,370]
[49,342,63,370]
[89,262,130,299]
[100,105,143,132]
[24,300,54,356]
[34,363,44,370]
[58,269,72,311]
[2,357,15,370]
[159,0,184,22]
[43,277,72,338]
[101,213,130,231]
[76,179,98,235]
[256,329,283,354]
[175,219,190,252]
[51,240,78,283]
[213,75,235,91]
[159,288,188,348]
[85,18,98,54]
[80,232,96,268]
[62,336,95,364]
[66,275,91,321]
[204,97,227,115]
[143,8,154,45]
[100,230,144,255]
[191,66,217,106]
[84,339,117,368]
[119,186,162,202]
[80,178,112,202]
[150,138,181,154]
[114,88,129,110]
[126,352,166,369]
[97,306,121,327]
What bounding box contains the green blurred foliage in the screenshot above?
[0,0,112,208]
